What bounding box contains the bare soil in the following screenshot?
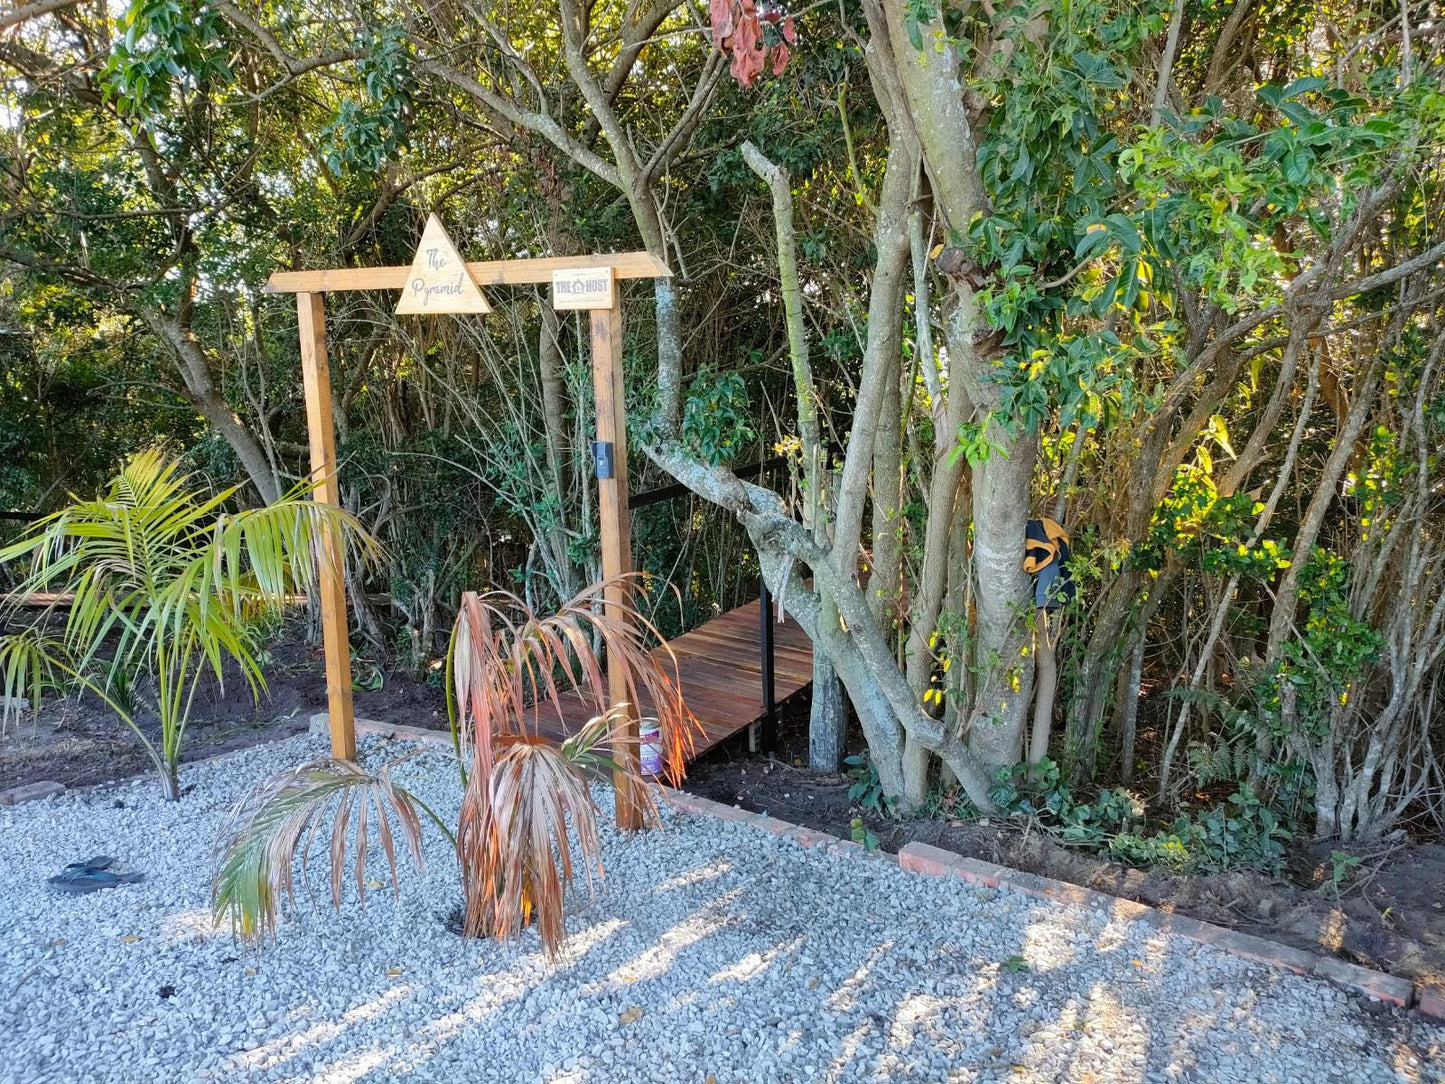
[0,630,446,794]
[5,636,1441,997]
[681,694,1445,996]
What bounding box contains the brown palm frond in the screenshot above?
[449,576,698,784]
[458,736,603,954]
[449,578,699,955]
[211,756,446,942]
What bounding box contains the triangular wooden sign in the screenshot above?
[395,214,491,315]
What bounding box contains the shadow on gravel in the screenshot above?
[206,840,1440,1084]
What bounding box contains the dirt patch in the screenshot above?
[681,694,1445,994]
[0,626,448,795]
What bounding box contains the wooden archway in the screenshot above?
[266,247,671,829]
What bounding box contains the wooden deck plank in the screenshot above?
[676,625,814,665]
[523,597,814,759]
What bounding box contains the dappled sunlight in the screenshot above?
[1318,909,1348,952]
[234,981,414,1076]
[588,886,744,991]
[8,736,1441,1084]
[707,931,804,984]
[1389,1037,1435,1083]
[555,917,628,966]
[885,991,946,1048]
[822,1017,886,1083]
[159,907,227,941]
[233,916,623,1081]
[1092,909,1139,955]
[653,858,734,892]
[312,1043,393,1083]
[1062,981,1148,1081]
[414,918,632,1052]
[1010,983,1042,1013]
[825,941,894,1015]
[1019,914,1079,972]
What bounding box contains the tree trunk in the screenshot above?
[158,761,181,802]
[963,416,1038,768]
[809,592,848,773]
[147,311,282,505]
[1028,610,1057,764]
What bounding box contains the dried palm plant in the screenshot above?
[448,578,694,784]
[452,580,696,951]
[212,577,698,956]
[211,755,449,941]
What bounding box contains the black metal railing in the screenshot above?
[629,463,782,754]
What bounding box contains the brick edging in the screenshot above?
[305,712,454,750]
[655,787,1440,1020]
[657,785,896,862]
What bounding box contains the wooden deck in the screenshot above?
[541,599,814,758]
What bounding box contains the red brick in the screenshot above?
[754,813,796,835]
[899,843,1007,889]
[0,780,65,806]
[1209,928,1318,977]
[1311,957,1413,1006]
[1417,985,1445,1020]
[785,826,835,849]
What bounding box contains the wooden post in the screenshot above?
[590,302,643,830]
[296,292,357,760]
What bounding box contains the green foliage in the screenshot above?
[1185,734,1251,789]
[0,450,377,799]
[989,758,1291,873]
[850,815,880,852]
[945,419,999,468]
[104,0,232,116]
[681,369,756,466]
[1321,849,1362,895]
[321,28,416,175]
[1001,954,1030,974]
[845,751,892,814]
[1267,548,1384,738]
[1134,466,1291,578]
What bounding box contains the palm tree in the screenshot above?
[0,448,377,799]
[212,579,697,955]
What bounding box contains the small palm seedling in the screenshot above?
[212,578,697,956]
[212,755,444,941]
[0,448,377,799]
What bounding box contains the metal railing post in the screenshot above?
[758,573,777,752]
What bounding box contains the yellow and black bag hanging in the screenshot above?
[1023,516,1074,611]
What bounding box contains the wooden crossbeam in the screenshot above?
[264,251,670,294]
[270,235,669,831]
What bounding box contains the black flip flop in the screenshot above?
[47,856,144,894]
[63,855,115,873]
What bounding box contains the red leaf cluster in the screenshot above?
[710,0,797,88]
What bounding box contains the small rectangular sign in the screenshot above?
[552,266,615,310]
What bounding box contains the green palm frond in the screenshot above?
[212,756,446,942]
[0,448,379,798]
[0,628,62,728]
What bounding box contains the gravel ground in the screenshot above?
[1,733,1442,1084]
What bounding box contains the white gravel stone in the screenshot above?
[1,732,1442,1084]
